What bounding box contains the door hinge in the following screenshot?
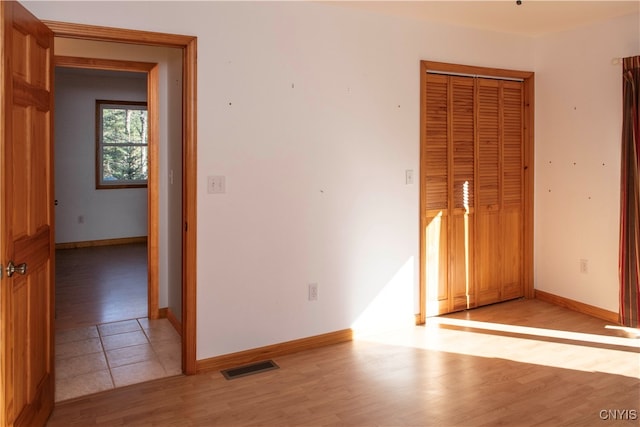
[184,222,188,232]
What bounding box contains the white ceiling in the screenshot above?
[324,1,640,37]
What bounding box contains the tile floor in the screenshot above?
[55,317,182,402]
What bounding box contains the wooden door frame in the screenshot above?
[418,60,534,325]
[45,21,198,374]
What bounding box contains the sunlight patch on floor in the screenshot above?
[433,317,640,349]
[356,317,640,379]
[605,324,640,338]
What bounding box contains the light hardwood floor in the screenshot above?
[47,298,639,426]
[55,243,149,330]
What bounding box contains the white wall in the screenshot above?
[25,1,537,360]
[534,13,640,312]
[53,38,184,315]
[55,69,148,243]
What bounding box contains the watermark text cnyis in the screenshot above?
[599,409,638,421]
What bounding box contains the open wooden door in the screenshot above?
[0,1,55,426]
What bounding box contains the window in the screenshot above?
[96,100,148,188]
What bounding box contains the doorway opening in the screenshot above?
[52,60,183,400]
[43,22,198,377]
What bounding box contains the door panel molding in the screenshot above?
[46,21,198,375]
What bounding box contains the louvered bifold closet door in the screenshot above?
[449,77,475,311]
[424,74,451,315]
[423,74,475,314]
[501,81,524,300]
[423,73,524,315]
[475,78,524,306]
[475,79,502,305]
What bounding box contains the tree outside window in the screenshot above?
[96,100,148,189]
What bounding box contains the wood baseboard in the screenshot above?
[535,289,619,324]
[166,308,182,337]
[196,329,353,374]
[55,236,147,250]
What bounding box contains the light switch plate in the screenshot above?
[405,169,414,185]
[207,175,226,194]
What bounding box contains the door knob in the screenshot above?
[6,261,27,278]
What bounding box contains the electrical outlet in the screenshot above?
[580,259,588,274]
[308,283,318,301]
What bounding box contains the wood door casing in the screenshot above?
[420,61,533,319]
[0,2,55,426]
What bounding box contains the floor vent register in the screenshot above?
[221,360,280,380]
